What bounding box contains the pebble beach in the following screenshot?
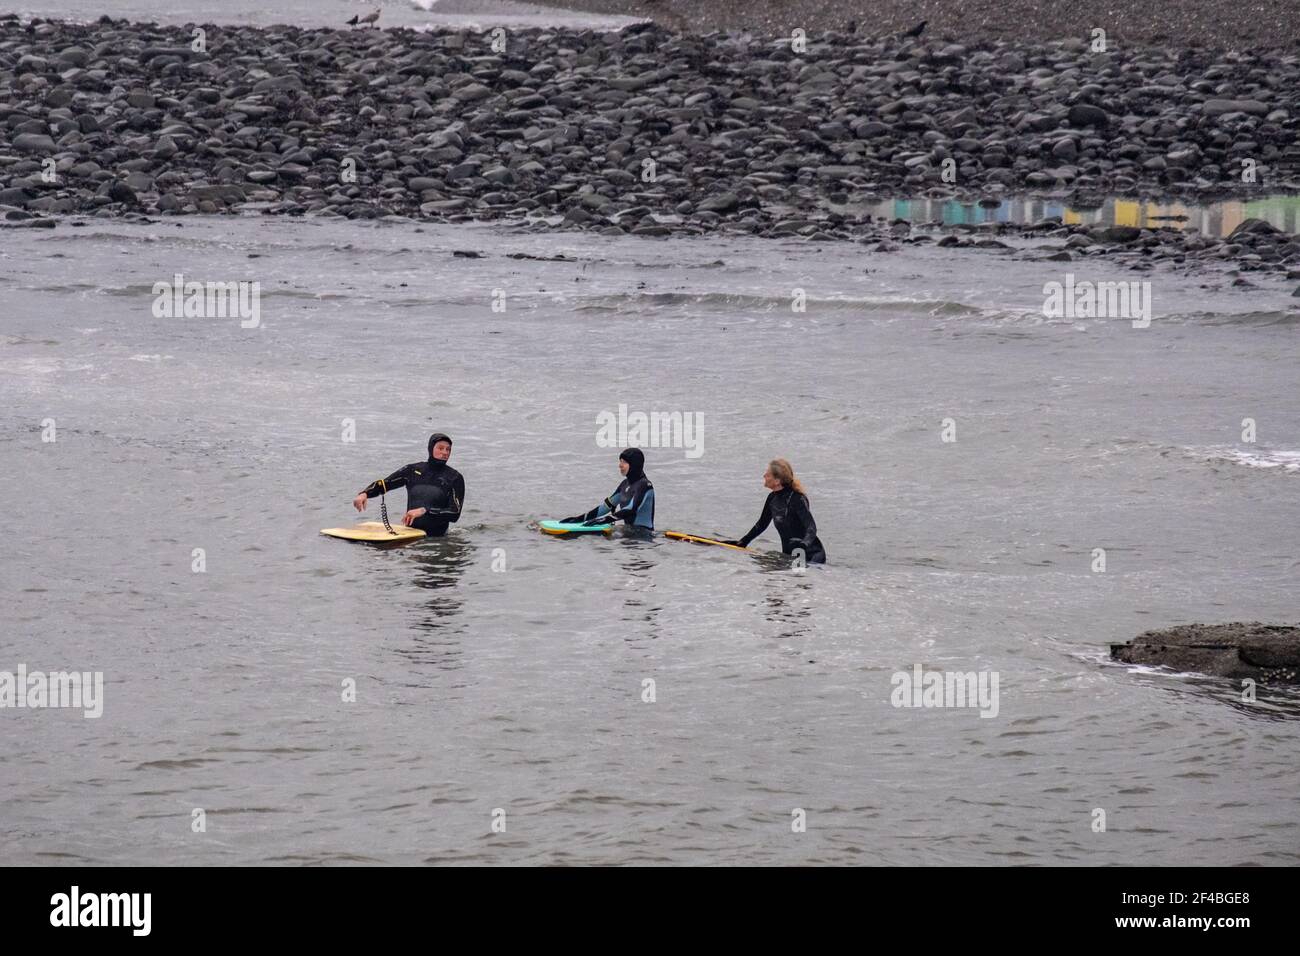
[1,14,1298,276]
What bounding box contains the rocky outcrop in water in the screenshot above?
[1,17,1298,276]
[1111,623,1300,682]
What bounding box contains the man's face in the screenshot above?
[432,441,452,461]
[618,459,629,476]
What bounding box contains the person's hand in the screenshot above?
[721,539,743,547]
[353,493,368,512]
[560,515,585,524]
[403,508,427,526]
[584,514,615,526]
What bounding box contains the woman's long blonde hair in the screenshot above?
[768,458,806,496]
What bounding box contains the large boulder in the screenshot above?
[1110,623,1300,682]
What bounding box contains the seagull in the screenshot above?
[346,14,359,27]
[356,7,381,29]
[902,20,927,38]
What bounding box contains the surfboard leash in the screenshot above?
[377,478,397,535]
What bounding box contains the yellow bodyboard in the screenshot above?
[664,531,750,552]
[321,521,427,543]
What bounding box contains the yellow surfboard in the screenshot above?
[321,521,427,543]
[664,531,750,552]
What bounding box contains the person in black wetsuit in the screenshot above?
[352,432,465,536]
[725,458,826,563]
[562,447,655,530]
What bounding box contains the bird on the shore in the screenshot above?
[354,8,381,29]
[346,13,359,26]
[902,20,927,39]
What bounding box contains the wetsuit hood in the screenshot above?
[619,447,645,482]
[427,432,453,465]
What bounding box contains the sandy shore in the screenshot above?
[526,0,1300,49]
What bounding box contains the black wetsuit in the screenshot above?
[739,488,826,563]
[579,475,656,529]
[360,459,464,536]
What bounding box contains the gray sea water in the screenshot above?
[2,209,1298,865]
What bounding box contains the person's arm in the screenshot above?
[737,495,773,548]
[564,492,614,525]
[354,465,411,511]
[445,475,464,522]
[589,490,620,522]
[359,465,411,498]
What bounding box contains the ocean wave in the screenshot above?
[85,283,353,302]
[1189,445,1300,473]
[572,291,986,317]
[1177,309,1300,327]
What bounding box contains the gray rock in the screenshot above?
[453,83,492,102]
[253,75,304,93]
[1202,99,1268,117]
[851,119,890,139]
[1229,218,1279,239]
[13,132,57,153]
[57,47,90,67]
[1051,138,1078,161]
[106,181,137,204]
[139,46,194,61]
[1067,104,1109,127]
[698,192,739,213]
[1111,623,1300,682]
[1097,225,1142,243]
[0,186,35,206]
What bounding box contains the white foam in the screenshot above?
[1201,446,1300,472]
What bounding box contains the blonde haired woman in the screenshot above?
[726,459,826,563]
